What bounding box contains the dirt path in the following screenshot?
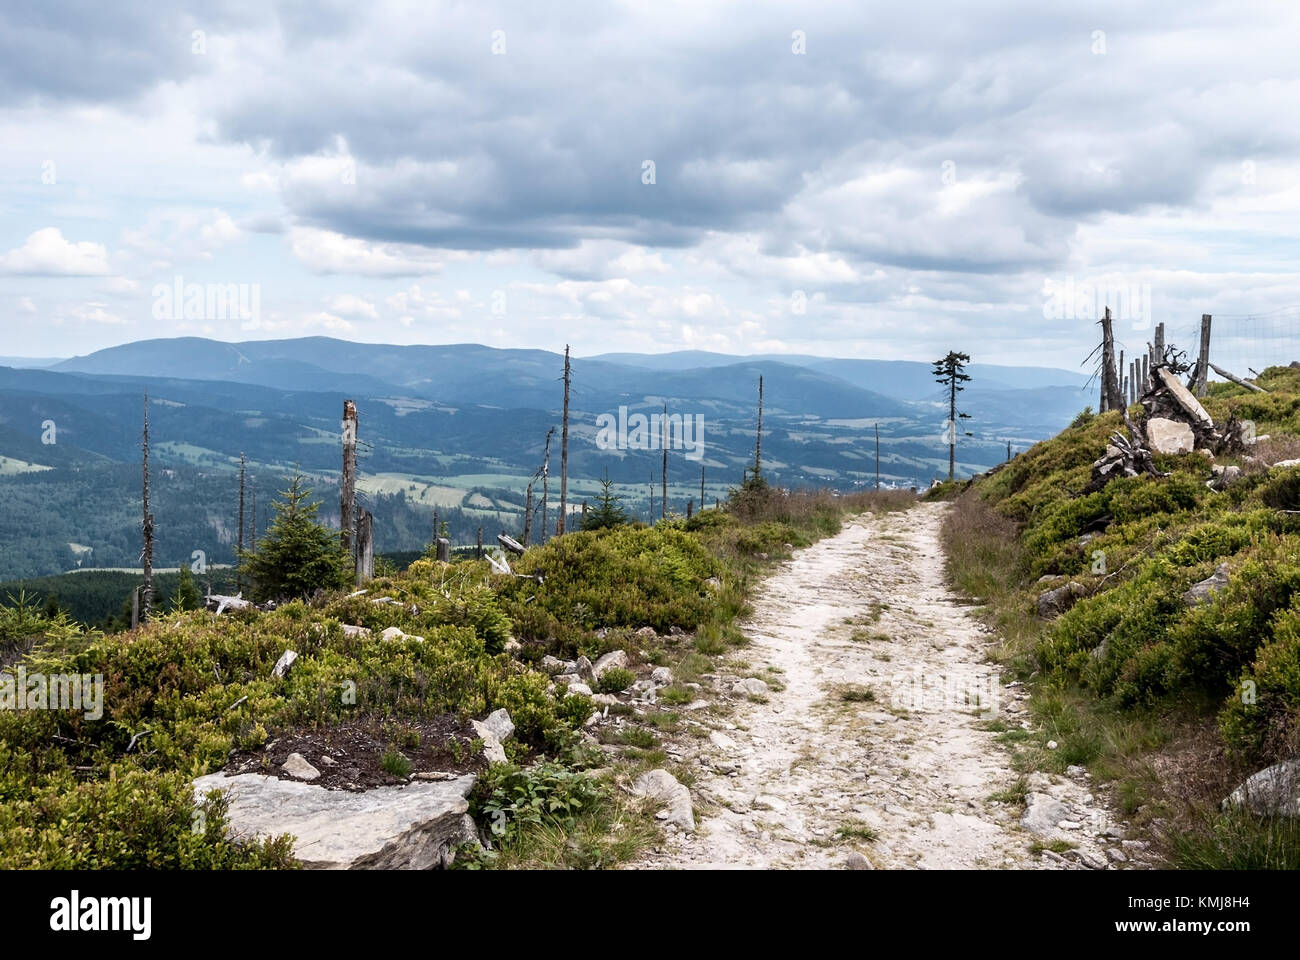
[638,502,1130,870]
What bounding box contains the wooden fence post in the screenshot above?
[1194,314,1212,397]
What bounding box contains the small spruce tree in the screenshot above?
[581,470,630,531]
[173,566,202,611]
[238,471,350,602]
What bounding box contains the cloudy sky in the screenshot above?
[2,0,1299,368]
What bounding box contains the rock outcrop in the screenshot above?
[1037,581,1087,619]
[1183,563,1230,607]
[1223,759,1300,817]
[192,772,479,868]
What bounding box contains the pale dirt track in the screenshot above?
[636,502,1122,870]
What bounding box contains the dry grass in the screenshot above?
[727,485,915,526]
[1245,434,1300,472]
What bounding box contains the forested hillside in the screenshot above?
[0,339,1090,581]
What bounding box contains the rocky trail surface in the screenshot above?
[637,502,1148,870]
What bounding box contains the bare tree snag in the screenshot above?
[558,345,570,535]
[523,477,535,546]
[141,392,154,623]
[1099,306,1124,412]
[661,404,668,520]
[236,451,246,593]
[355,508,374,585]
[341,400,358,562]
[540,426,553,543]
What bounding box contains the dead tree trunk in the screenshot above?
[141,392,154,623]
[661,404,668,520]
[1100,306,1124,412]
[355,508,373,585]
[754,375,764,481]
[540,427,553,544]
[236,452,246,593]
[700,465,706,509]
[476,527,483,559]
[875,422,881,489]
[341,400,358,563]
[523,477,535,546]
[557,345,570,535]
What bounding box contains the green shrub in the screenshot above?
[381,748,413,777]
[470,762,607,845]
[596,667,635,694]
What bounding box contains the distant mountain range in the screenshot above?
[0,336,1096,580]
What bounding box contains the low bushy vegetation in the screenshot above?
[944,363,1300,867]
[1,480,907,869]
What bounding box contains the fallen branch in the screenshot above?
[1209,363,1267,393]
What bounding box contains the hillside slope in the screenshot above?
[946,364,1300,867]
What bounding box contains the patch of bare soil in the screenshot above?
[223,715,486,791]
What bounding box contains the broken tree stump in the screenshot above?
[497,533,525,556]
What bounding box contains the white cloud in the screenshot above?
[0,228,110,276]
[325,293,379,320]
[101,276,139,294]
[289,227,443,276]
[54,302,125,326]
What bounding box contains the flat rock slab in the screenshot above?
[193,772,477,869]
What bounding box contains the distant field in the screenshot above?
[357,473,471,507]
[0,455,52,475]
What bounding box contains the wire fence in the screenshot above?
[1116,305,1300,381]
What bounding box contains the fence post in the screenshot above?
[1194,314,1212,397]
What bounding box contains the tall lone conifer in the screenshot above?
[932,351,972,482]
